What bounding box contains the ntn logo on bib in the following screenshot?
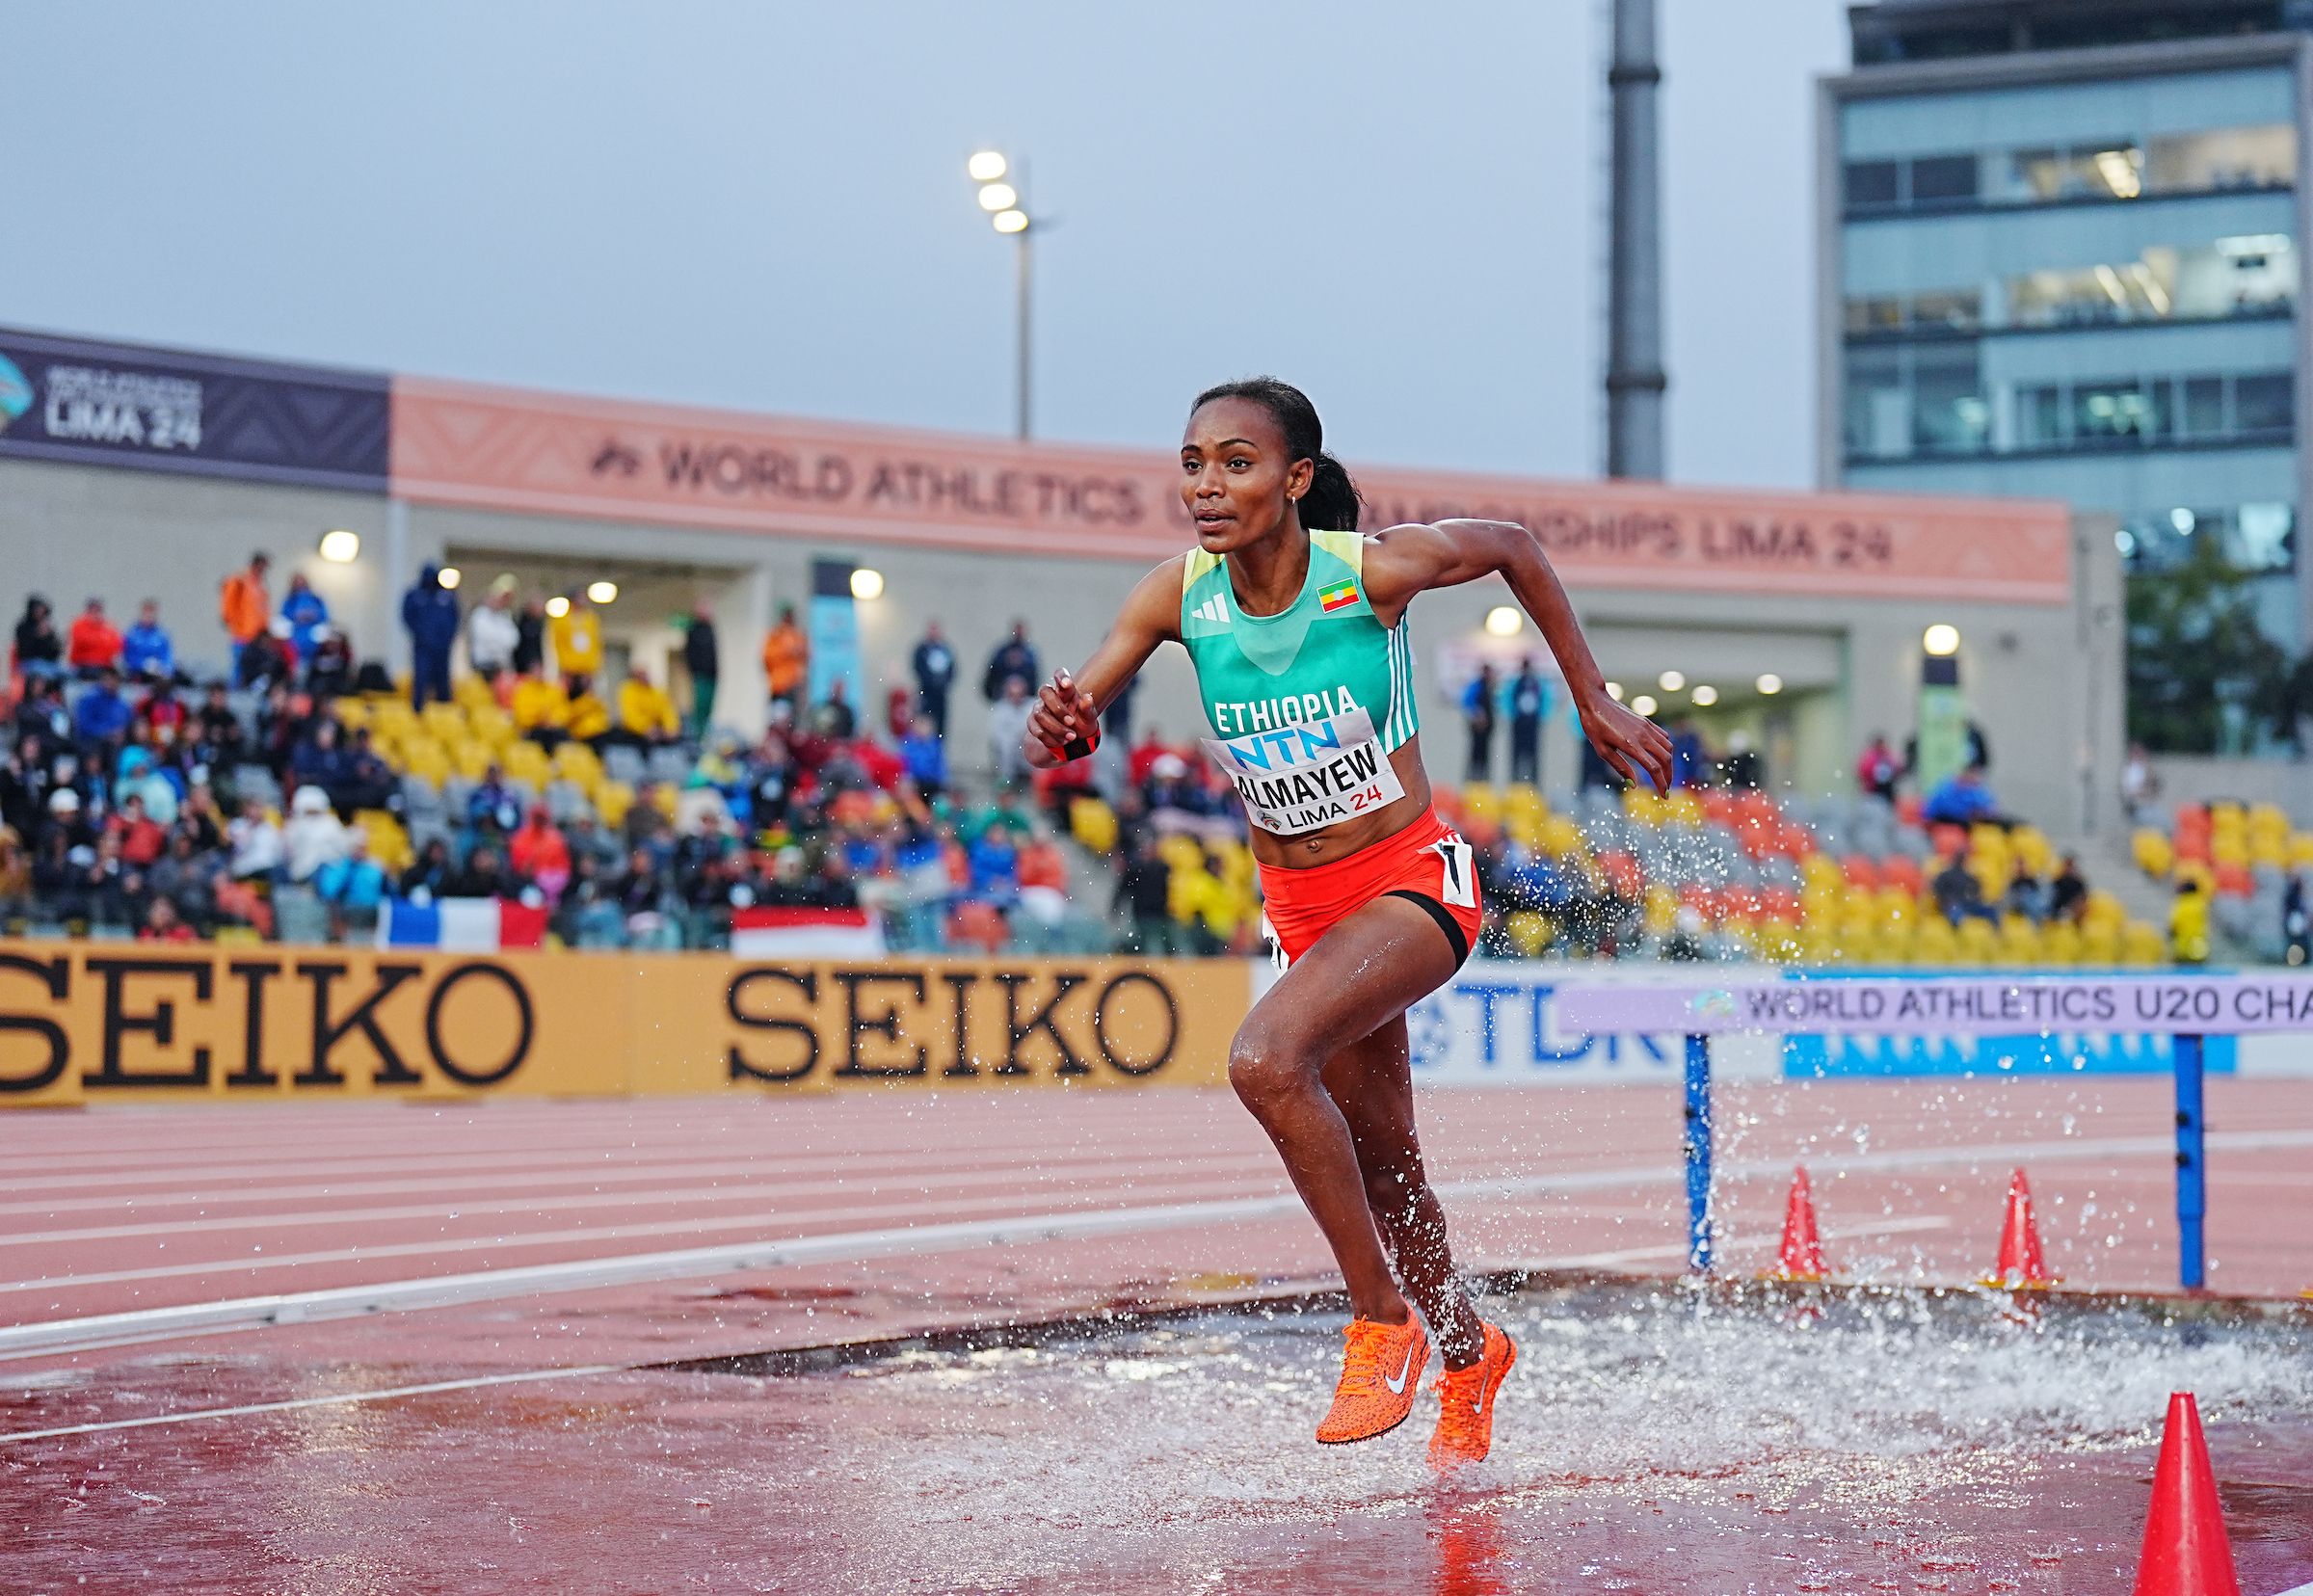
[1202,706,1406,836]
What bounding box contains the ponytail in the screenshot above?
[1190,376,1361,533]
[1301,449,1362,534]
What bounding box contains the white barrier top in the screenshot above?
[1550,972,2313,1038]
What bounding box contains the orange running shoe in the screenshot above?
[1315,1316,1431,1444]
[1427,1320,1516,1469]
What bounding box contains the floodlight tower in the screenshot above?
[969,150,1036,441]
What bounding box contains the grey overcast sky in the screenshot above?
[0,1,1848,489]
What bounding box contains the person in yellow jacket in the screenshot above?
[511,671,572,749]
[549,595,603,680]
[762,603,808,709]
[617,668,680,746]
[566,675,612,745]
[2168,878,2211,966]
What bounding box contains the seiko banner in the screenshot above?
[0,327,388,492]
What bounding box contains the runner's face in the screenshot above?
[1181,399,1313,552]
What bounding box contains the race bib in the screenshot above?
[1201,706,1406,837]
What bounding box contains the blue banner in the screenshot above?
[0,326,387,491]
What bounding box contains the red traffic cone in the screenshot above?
[2131,1392,2241,1596]
[1762,1165,1828,1283]
[1982,1168,2058,1290]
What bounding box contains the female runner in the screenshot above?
[1024,378,1672,1467]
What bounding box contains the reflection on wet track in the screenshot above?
[8,1279,2310,1592]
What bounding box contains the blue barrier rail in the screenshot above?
[1680,1027,2214,1291]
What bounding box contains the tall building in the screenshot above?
[1821,1,2310,752]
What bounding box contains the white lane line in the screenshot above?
[0,1127,2268,1363]
[9,1124,2303,1360]
[0,1365,626,1445]
[0,1146,1282,1219]
[0,1130,1132,1193]
[0,1177,1295,1302]
[0,1215,1958,1446]
[0,1151,1283,1241]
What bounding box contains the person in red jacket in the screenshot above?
[66,598,123,677]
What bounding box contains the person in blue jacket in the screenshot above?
[120,600,177,682]
[279,574,332,672]
[401,564,461,709]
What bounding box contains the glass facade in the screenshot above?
[1834,62,2305,698]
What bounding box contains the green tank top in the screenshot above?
[1179,528,1418,749]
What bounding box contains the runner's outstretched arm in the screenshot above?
[1023,559,1182,770]
[1360,519,1676,791]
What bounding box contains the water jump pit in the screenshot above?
[9,1276,2309,1593]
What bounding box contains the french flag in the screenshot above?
[377,895,551,951]
[730,905,886,958]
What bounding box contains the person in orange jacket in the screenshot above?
[220,552,272,666]
[762,603,808,710]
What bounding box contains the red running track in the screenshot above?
[2,1076,2308,1392]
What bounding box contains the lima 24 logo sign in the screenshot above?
[0,353,30,431]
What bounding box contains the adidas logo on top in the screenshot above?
[1192,596,1227,625]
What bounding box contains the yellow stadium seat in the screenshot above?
[454,740,495,781]
[2010,826,2054,877]
[2133,829,2174,878]
[1505,911,1554,957]
[332,698,371,732]
[1663,789,1704,827]
[1911,916,1956,965]
[455,676,494,710]
[1996,916,2041,967]
[1622,785,1663,826]
[595,780,635,828]
[1068,797,1119,856]
[420,703,466,741]
[1539,816,1585,859]
[1157,834,1204,872]
[2040,920,2082,965]
[2170,859,2215,894]
[2079,922,2121,966]
[2081,890,2127,933]
[2292,832,2313,868]
[2121,920,2167,966]
[1505,784,1545,821]
[1461,783,1501,819]
[1642,884,1677,936]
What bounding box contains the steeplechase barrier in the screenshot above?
[1553,971,2313,1291]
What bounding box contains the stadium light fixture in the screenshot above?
[437,566,462,591]
[1658,670,1685,692]
[1755,673,1783,696]
[1605,680,1624,702]
[851,568,886,600]
[1483,605,1522,637]
[545,596,571,619]
[1632,694,1659,717]
[968,149,1038,439]
[1690,684,1718,706]
[1923,624,1960,657]
[588,580,619,605]
[318,529,360,564]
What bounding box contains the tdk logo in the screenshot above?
[0,353,30,428]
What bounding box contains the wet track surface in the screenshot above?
[8,1280,2311,1594]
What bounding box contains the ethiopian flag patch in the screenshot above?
[1317,579,1360,613]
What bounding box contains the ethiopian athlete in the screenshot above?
[1025,378,1673,1466]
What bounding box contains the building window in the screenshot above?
[1844,362,2292,463]
[1845,159,1901,211]
[1843,122,2294,217]
[1845,236,2296,336]
[2235,372,2295,439]
[1913,344,1987,454]
[2121,503,2297,575]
